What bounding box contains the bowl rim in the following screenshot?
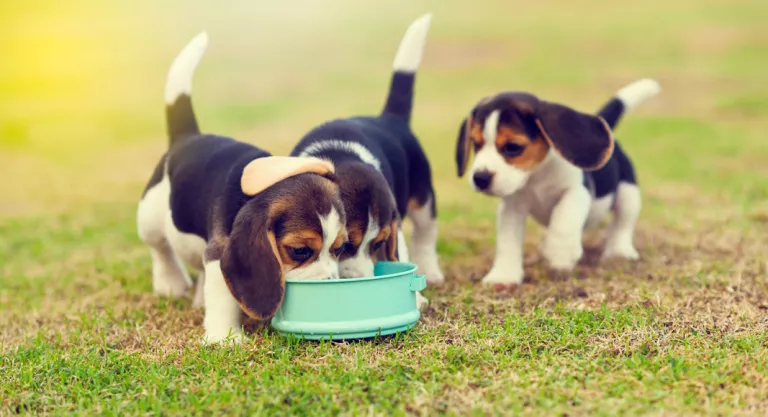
[284,261,419,284]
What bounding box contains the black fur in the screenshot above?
[291,116,435,219]
[290,69,436,221]
[166,135,270,240]
[582,97,638,199]
[166,94,200,145]
[382,72,416,123]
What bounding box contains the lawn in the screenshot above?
[2,0,768,415]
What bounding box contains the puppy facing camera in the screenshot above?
[456,79,661,287]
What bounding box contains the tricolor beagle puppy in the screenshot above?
[137,33,347,344]
[455,79,661,287]
[290,14,444,290]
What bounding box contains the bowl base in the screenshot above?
[271,310,420,341]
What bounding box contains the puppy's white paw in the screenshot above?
[416,292,429,311]
[602,241,640,261]
[481,266,523,289]
[152,278,189,298]
[202,329,244,346]
[541,234,583,271]
[192,286,205,308]
[192,273,205,308]
[413,252,444,285]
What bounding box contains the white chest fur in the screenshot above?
[520,153,612,229]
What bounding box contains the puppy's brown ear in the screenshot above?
[219,212,284,320]
[241,156,335,196]
[384,220,399,261]
[455,115,473,177]
[534,101,615,171]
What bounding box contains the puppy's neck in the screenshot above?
[526,150,583,193]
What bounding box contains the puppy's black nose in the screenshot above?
[472,171,494,190]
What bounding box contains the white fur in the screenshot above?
[397,229,410,262]
[615,78,661,111]
[340,213,380,278]
[288,208,343,281]
[586,194,614,229]
[392,13,432,72]
[407,197,444,284]
[482,109,500,145]
[137,172,192,297]
[298,140,381,171]
[202,260,244,345]
[602,183,641,260]
[192,270,206,308]
[165,31,208,104]
[396,226,428,310]
[540,186,591,270]
[481,194,528,286]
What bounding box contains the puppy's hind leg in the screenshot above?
[396,227,410,263]
[192,270,206,308]
[137,177,192,298]
[408,194,445,285]
[602,182,641,260]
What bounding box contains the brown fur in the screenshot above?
[470,118,485,148]
[383,220,398,262]
[495,126,550,171]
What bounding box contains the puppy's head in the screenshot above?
[333,162,399,278]
[455,92,615,197]
[218,156,347,320]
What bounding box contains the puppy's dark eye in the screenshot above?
[287,247,314,262]
[500,143,524,157]
[371,240,384,253]
[335,242,355,258]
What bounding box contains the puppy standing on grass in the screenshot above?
[291,14,444,295]
[137,32,348,344]
[455,79,661,287]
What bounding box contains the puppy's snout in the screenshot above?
[472,170,494,190]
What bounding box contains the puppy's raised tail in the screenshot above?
[165,31,208,145]
[598,78,661,129]
[381,13,432,123]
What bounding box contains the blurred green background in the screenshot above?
[2,0,768,414]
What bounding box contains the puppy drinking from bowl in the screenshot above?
[137,32,347,344]
[290,14,443,308]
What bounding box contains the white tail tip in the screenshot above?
[165,31,209,104]
[615,78,661,111]
[392,13,432,72]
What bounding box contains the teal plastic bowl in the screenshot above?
[270,262,426,340]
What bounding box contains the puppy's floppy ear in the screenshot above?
[241,156,335,196]
[219,208,284,320]
[384,220,399,262]
[455,115,473,177]
[533,100,615,171]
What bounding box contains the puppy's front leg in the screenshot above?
[202,259,244,345]
[192,270,205,308]
[541,186,590,271]
[482,195,528,287]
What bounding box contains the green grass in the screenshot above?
[2,0,768,415]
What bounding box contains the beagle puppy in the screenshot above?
[137,33,347,344]
[455,79,661,287]
[290,14,444,289]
